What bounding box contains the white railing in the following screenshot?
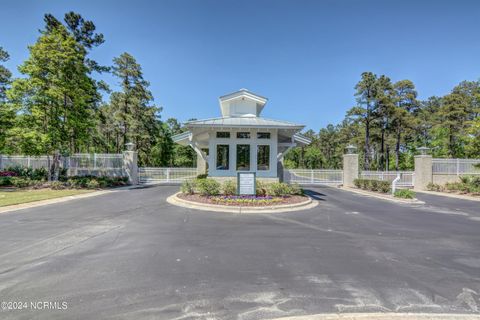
[284,169,343,185]
[0,155,52,170]
[360,171,414,187]
[0,153,125,177]
[138,167,197,184]
[432,158,480,175]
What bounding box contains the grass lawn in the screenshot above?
[0,189,93,207]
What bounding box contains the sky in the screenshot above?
[1,0,480,131]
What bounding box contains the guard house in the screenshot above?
[172,89,311,181]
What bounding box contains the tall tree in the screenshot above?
[391,80,417,169]
[348,72,378,170]
[0,46,13,152]
[6,25,97,155]
[108,52,160,165]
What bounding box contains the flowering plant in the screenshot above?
[0,171,18,177]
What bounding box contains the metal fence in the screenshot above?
[138,167,197,184]
[0,153,125,177]
[360,171,415,187]
[432,158,480,175]
[283,169,343,186]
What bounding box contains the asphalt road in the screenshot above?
[0,186,479,319]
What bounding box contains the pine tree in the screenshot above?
[108,52,160,165]
[6,25,97,155]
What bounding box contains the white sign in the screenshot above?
[238,172,256,195]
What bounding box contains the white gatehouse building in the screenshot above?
[172,89,310,181]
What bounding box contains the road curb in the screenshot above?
[341,187,425,204]
[167,192,318,213]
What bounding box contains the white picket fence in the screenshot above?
[283,169,343,185]
[0,155,51,170]
[138,167,197,184]
[0,154,125,177]
[432,158,480,175]
[360,171,415,187]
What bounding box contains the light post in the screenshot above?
[418,146,430,156]
[125,142,136,151]
[345,144,357,154]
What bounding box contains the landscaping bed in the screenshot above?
[427,176,480,197]
[177,193,307,207]
[354,178,416,199]
[0,166,129,207]
[178,177,308,207]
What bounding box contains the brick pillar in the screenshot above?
[123,143,138,185]
[343,153,359,187]
[414,155,432,191]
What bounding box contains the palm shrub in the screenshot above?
[196,178,220,196]
[222,180,237,196]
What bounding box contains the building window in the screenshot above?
[257,145,270,171]
[216,132,230,138]
[257,132,270,139]
[236,144,250,171]
[236,132,250,139]
[216,145,229,170]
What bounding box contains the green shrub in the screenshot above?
[378,181,391,193]
[50,181,67,190]
[0,176,13,186]
[10,177,33,188]
[394,189,415,199]
[222,180,237,196]
[266,182,291,197]
[196,178,220,196]
[86,179,100,189]
[196,174,208,179]
[6,166,48,180]
[180,179,196,195]
[256,180,267,196]
[361,179,369,190]
[368,179,379,191]
[288,183,303,195]
[445,182,461,191]
[426,182,442,191]
[353,178,390,193]
[353,179,361,188]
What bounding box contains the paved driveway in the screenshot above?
[0,186,479,319]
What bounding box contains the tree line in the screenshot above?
[0,12,195,167]
[1,13,479,171]
[285,72,480,170]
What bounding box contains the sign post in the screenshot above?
[237,172,256,195]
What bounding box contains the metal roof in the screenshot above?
[184,116,304,129]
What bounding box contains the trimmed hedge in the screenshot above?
[354,178,390,193]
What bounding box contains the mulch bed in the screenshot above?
[177,193,308,207]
